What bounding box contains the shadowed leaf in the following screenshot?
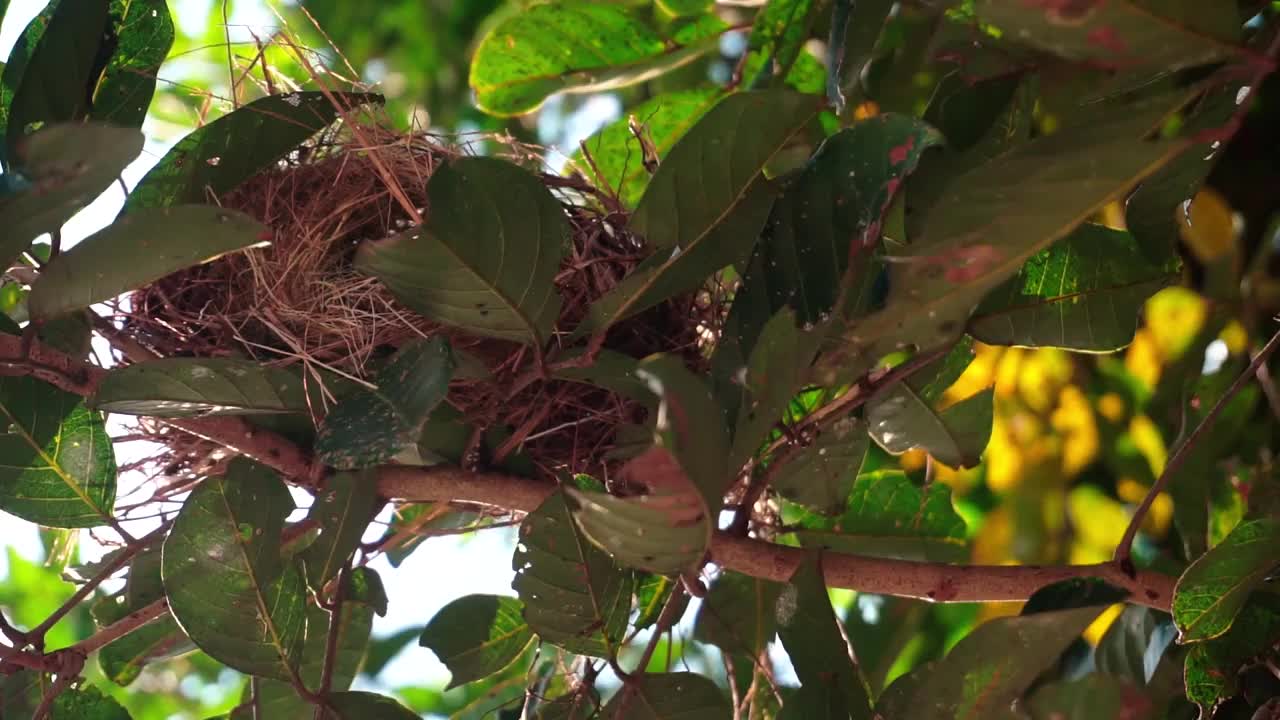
[90,358,313,417]
[419,594,534,689]
[92,0,174,127]
[602,672,731,719]
[299,471,383,591]
[254,602,374,719]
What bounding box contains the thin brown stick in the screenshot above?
[71,598,169,656]
[1114,326,1280,571]
[315,566,349,717]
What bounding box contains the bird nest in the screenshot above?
[119,115,718,483]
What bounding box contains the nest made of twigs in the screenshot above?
[120,114,720,482]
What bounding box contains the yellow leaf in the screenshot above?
[1177,187,1239,263]
[1083,603,1125,647]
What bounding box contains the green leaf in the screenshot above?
[325,691,420,720]
[255,602,374,719]
[742,0,821,87]
[632,573,675,631]
[125,92,382,210]
[162,458,306,681]
[0,123,143,268]
[776,554,874,719]
[1026,675,1153,720]
[875,605,1109,719]
[1172,517,1280,642]
[972,0,1240,71]
[1183,595,1280,712]
[419,594,535,689]
[512,490,633,657]
[91,0,174,127]
[49,684,130,720]
[299,471,383,591]
[772,418,870,516]
[355,157,567,345]
[580,91,820,334]
[601,673,732,719]
[346,566,389,617]
[817,94,1187,384]
[790,467,969,562]
[469,3,721,116]
[567,481,708,575]
[1094,606,1176,685]
[0,3,55,164]
[4,0,111,156]
[573,86,721,208]
[93,593,187,687]
[728,308,816,473]
[968,224,1178,350]
[315,336,455,469]
[28,205,270,320]
[0,377,116,528]
[90,358,315,417]
[636,354,731,507]
[1,670,44,719]
[694,572,782,658]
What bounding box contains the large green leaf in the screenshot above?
[972,0,1240,71]
[512,489,633,657]
[636,354,731,507]
[1172,517,1280,642]
[790,467,968,562]
[602,673,732,719]
[90,358,313,417]
[315,336,455,469]
[0,377,116,528]
[776,554,874,720]
[567,480,708,575]
[875,605,1109,719]
[355,157,567,345]
[580,91,819,334]
[419,594,534,689]
[572,86,721,208]
[772,418,870,516]
[299,471,383,591]
[742,0,820,87]
[91,0,174,127]
[27,205,270,319]
[469,3,721,116]
[162,458,306,681]
[816,95,1187,384]
[0,123,143,268]
[693,572,782,657]
[3,0,111,156]
[727,308,817,473]
[125,91,382,210]
[254,601,375,719]
[1183,595,1280,712]
[0,2,56,165]
[969,224,1178,350]
[325,691,420,719]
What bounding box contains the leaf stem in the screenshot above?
[315,566,349,717]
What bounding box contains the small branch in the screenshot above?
[71,598,169,656]
[613,587,689,714]
[1114,326,1280,571]
[314,566,349,717]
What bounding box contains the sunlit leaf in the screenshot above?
[602,673,731,718]
[299,471,383,591]
[90,358,314,417]
[162,458,306,681]
[1173,517,1280,642]
[1183,595,1280,712]
[742,0,820,87]
[92,0,174,127]
[419,594,534,688]
[48,684,129,720]
[0,377,116,528]
[355,157,567,345]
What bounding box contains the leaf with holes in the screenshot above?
[253,601,374,719]
[0,123,143,268]
[356,157,567,345]
[469,3,722,116]
[298,470,383,592]
[315,337,455,469]
[419,594,534,689]
[776,554,874,720]
[602,673,731,719]
[90,358,314,417]
[0,377,116,528]
[513,490,633,658]
[162,458,306,681]
[91,0,174,127]
[28,205,270,319]
[125,92,383,210]
[969,224,1178,350]
[572,86,721,208]
[1173,517,1280,642]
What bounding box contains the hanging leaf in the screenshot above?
[772,418,870,516]
[602,673,732,719]
[580,90,819,334]
[971,0,1240,72]
[868,385,993,470]
[0,2,56,164]
[355,157,567,345]
[0,377,116,528]
[125,91,383,210]
[1183,595,1280,713]
[728,308,817,473]
[1172,517,1280,642]
[90,358,313,417]
[91,0,174,127]
[3,0,111,156]
[254,602,375,720]
[1094,606,1177,685]
[162,458,306,681]
[298,471,383,592]
[512,490,633,657]
[419,594,534,689]
[693,571,783,658]
[469,3,722,116]
[776,554,874,720]
[816,94,1188,384]
[325,691,420,720]
[28,205,270,319]
[969,224,1178,350]
[790,467,969,562]
[0,123,144,268]
[315,336,455,469]
[875,605,1110,719]
[572,86,721,208]
[1026,675,1155,720]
